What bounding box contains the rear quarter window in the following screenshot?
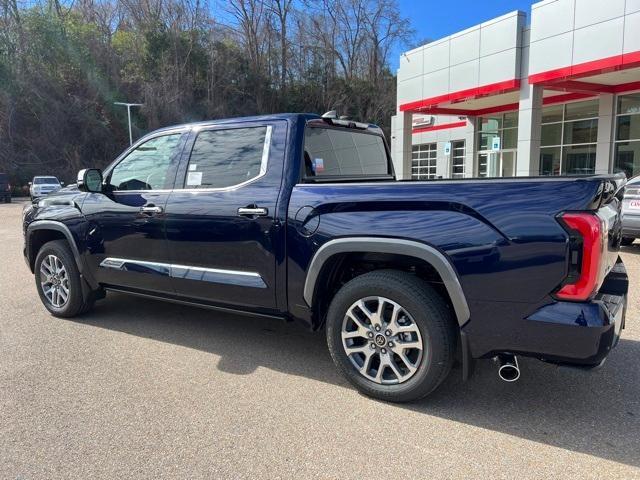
[304,127,390,178]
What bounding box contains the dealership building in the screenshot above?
[390,0,640,180]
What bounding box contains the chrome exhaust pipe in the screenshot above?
[497,354,520,382]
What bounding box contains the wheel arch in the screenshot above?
[27,221,84,275]
[303,237,470,328]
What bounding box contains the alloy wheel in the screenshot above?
[341,296,424,384]
[40,254,70,308]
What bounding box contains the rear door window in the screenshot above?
[303,127,390,178]
[183,126,271,189]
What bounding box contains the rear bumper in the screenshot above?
[522,260,628,367]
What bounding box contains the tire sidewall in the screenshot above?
[34,240,84,317]
[326,272,453,401]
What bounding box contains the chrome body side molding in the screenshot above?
[303,237,471,326]
[100,258,267,289]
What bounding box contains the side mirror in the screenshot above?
[28,182,32,186]
[77,168,103,193]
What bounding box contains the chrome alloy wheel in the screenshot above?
[40,254,70,308]
[341,296,424,385]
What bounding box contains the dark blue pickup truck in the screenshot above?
[22,113,628,402]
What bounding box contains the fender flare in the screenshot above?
[26,220,84,274]
[303,237,470,327]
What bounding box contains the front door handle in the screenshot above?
[140,205,163,215]
[238,206,268,217]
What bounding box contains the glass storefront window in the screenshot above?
[563,144,596,175]
[479,117,501,132]
[542,104,563,123]
[539,100,598,175]
[541,123,562,146]
[502,128,518,149]
[476,112,518,177]
[540,147,561,176]
[616,115,640,141]
[614,94,640,179]
[503,111,518,128]
[617,93,640,115]
[614,142,640,179]
[563,118,598,144]
[478,132,496,150]
[565,99,599,121]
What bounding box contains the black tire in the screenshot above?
[34,240,95,317]
[326,270,457,403]
[621,237,635,246]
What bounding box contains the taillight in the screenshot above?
[555,212,604,301]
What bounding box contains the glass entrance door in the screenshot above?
[477,150,516,177]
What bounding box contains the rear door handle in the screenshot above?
[238,206,268,217]
[140,205,163,215]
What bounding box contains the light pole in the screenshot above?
[114,102,144,146]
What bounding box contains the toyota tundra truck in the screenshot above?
[22,113,629,402]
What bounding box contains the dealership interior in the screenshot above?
[391,1,640,180]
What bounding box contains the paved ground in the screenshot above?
[1,199,640,479]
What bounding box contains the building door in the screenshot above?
[477,150,517,177]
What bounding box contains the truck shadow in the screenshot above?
[78,292,640,468]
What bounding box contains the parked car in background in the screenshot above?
[21,113,628,402]
[0,173,11,203]
[29,176,62,201]
[622,175,640,246]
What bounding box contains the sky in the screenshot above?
[392,0,537,69]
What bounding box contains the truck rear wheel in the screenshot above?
[326,270,456,403]
[34,240,95,318]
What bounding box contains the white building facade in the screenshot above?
[391,0,640,180]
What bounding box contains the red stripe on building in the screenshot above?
[409,92,595,118]
[529,50,640,84]
[399,79,521,112]
[412,121,467,134]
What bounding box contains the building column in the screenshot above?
[595,93,615,174]
[516,83,543,176]
[464,117,476,178]
[391,111,413,180]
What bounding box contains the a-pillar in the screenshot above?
[516,83,543,176]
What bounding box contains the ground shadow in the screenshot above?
[75,292,640,467]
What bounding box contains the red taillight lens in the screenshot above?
[555,212,603,301]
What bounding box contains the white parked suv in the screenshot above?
[29,176,62,201]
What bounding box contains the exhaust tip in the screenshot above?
[497,354,520,382]
[498,364,520,382]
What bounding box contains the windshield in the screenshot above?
[34,177,60,185]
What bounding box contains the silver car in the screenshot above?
[29,176,62,201]
[622,175,640,246]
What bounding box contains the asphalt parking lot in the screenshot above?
[1,199,640,479]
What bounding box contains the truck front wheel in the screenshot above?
[34,240,96,318]
[326,270,456,403]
